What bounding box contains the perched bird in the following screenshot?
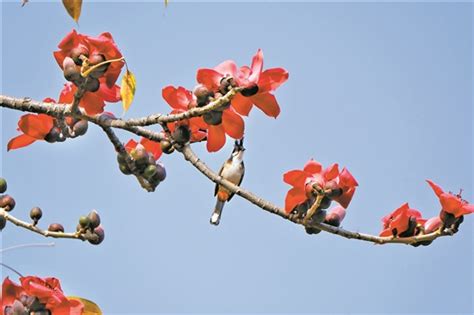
[210,139,245,225]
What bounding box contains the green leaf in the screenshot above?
[68,296,102,315]
[62,0,82,23]
[120,70,137,115]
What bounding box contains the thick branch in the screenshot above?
[0,208,97,242]
[177,144,454,245]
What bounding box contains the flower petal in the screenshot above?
[18,114,54,139]
[222,109,244,139]
[140,138,162,160]
[285,187,308,213]
[283,170,308,188]
[80,93,106,115]
[7,134,38,151]
[96,82,121,102]
[248,49,264,84]
[426,180,444,197]
[324,163,340,181]
[125,139,138,153]
[303,159,322,174]
[214,60,238,77]
[207,124,226,152]
[258,68,289,93]
[250,92,281,118]
[231,93,253,116]
[196,68,222,91]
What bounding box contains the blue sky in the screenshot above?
[1,1,473,314]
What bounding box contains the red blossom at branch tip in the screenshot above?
[426,180,474,218]
[7,111,55,151]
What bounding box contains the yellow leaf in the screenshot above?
[68,296,102,315]
[165,0,168,7]
[121,70,136,115]
[62,0,82,23]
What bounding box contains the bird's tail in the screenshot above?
[210,199,225,226]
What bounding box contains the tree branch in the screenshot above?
[0,208,97,242]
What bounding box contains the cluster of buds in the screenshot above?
[120,141,167,189]
[63,53,108,92]
[0,177,14,230]
[46,114,89,143]
[193,79,234,126]
[75,210,105,245]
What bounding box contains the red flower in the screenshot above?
[283,159,358,213]
[2,276,83,315]
[162,86,207,143]
[162,85,244,152]
[54,29,124,87]
[197,49,289,118]
[125,138,162,160]
[7,110,55,151]
[380,203,426,237]
[426,180,474,218]
[59,81,121,115]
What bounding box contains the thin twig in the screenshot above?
[0,242,55,253]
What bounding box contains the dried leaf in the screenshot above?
[68,297,102,315]
[62,0,82,23]
[120,70,136,115]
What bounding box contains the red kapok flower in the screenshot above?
[7,110,55,151]
[162,86,207,143]
[197,49,289,118]
[283,159,358,213]
[59,81,121,115]
[2,276,84,315]
[125,138,162,161]
[54,29,124,87]
[380,203,426,237]
[426,180,474,218]
[162,85,244,152]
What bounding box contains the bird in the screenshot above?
[210,138,245,226]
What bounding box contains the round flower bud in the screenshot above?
[63,57,81,82]
[0,177,7,194]
[44,127,61,143]
[0,215,6,230]
[155,163,167,182]
[193,84,213,106]
[29,207,43,223]
[0,195,16,211]
[88,210,101,229]
[172,125,191,144]
[72,120,89,137]
[143,165,158,180]
[305,227,321,235]
[219,76,235,95]
[119,163,132,175]
[319,196,332,210]
[48,223,64,233]
[88,226,105,245]
[79,215,90,228]
[70,46,89,65]
[240,84,259,97]
[203,111,223,125]
[117,153,128,164]
[160,140,174,154]
[84,77,100,92]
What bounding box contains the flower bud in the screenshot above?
[29,207,43,224]
[155,163,167,182]
[72,120,88,137]
[63,57,81,82]
[119,163,132,175]
[48,223,64,233]
[160,140,174,154]
[0,215,6,230]
[0,195,16,211]
[424,216,442,234]
[44,127,61,143]
[79,215,90,228]
[172,125,191,144]
[324,206,346,227]
[193,84,213,106]
[319,196,332,210]
[70,46,89,65]
[143,164,158,180]
[88,210,101,229]
[203,111,223,125]
[0,177,7,194]
[88,225,105,245]
[84,77,100,92]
